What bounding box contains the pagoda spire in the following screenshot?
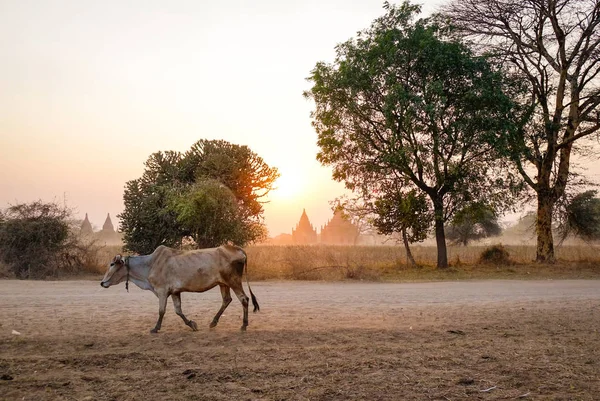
[292,208,317,244]
[80,213,93,236]
[102,213,115,232]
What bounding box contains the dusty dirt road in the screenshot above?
[1,279,600,400]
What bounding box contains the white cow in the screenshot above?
[100,244,259,332]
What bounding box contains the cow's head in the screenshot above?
[100,255,128,288]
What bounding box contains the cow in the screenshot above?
[100,244,259,333]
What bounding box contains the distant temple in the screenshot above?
[79,213,123,245]
[321,209,359,245]
[291,208,359,245]
[102,213,115,232]
[80,213,94,237]
[292,209,318,244]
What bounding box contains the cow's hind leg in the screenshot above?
[210,285,232,328]
[151,292,169,334]
[231,283,250,331]
[172,293,198,331]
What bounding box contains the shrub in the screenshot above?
[0,259,14,278]
[478,245,512,265]
[0,200,107,278]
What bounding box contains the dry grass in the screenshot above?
[82,243,600,282]
[92,244,124,272]
[245,244,600,281]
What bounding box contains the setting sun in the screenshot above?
[270,168,305,200]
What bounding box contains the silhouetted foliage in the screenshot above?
[446,203,501,246]
[558,190,600,244]
[372,189,431,267]
[305,1,519,268]
[0,201,72,278]
[119,139,278,254]
[443,0,600,262]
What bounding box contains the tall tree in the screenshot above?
[120,151,185,253]
[119,140,278,254]
[446,202,502,246]
[305,1,518,268]
[182,140,277,220]
[168,179,267,248]
[443,0,600,262]
[372,189,431,267]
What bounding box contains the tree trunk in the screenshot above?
[402,227,417,268]
[536,193,556,263]
[432,196,448,269]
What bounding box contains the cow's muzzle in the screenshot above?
[100,281,110,288]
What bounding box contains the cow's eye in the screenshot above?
[110,263,115,267]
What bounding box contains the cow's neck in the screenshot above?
[127,255,155,292]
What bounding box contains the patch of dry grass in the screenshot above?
[245,244,600,281]
[63,243,600,281]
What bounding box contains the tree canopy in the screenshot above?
[446,202,502,246]
[443,0,600,262]
[119,139,278,254]
[305,1,518,268]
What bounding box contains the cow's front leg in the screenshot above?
[172,293,197,331]
[151,293,168,334]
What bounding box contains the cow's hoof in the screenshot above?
[209,321,218,328]
[240,326,247,332]
[150,328,159,334]
[189,320,198,331]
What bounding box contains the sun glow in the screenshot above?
[270,167,307,201]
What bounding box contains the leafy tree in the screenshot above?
[372,189,431,267]
[0,201,71,278]
[181,140,277,219]
[168,180,267,248]
[305,1,518,268]
[443,0,600,262]
[119,140,278,254]
[446,202,502,246]
[557,190,600,243]
[119,152,185,253]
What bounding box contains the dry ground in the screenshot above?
[1,280,600,400]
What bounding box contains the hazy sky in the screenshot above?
[0,0,449,235]
[2,0,597,237]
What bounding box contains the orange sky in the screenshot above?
[1,0,598,237]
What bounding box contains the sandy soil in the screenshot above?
[1,279,600,400]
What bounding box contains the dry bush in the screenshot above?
[0,259,14,278]
[0,200,125,279]
[478,245,512,265]
[96,245,124,266]
[67,241,124,276]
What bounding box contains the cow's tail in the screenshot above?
[243,252,260,312]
